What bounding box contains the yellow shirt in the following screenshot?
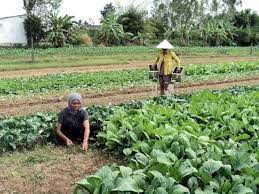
[154,50,180,75]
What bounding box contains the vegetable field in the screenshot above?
[75,87,259,193]
[0,46,258,193]
[0,61,258,96]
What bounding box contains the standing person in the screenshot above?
[153,39,181,95]
[56,93,90,150]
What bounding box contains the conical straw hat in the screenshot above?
[156,39,174,49]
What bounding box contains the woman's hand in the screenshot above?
[65,138,73,146]
[82,140,88,151]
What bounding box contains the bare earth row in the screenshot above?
[1,76,259,117]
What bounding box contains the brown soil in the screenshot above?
[0,56,258,78]
[0,146,122,194]
[1,76,259,117]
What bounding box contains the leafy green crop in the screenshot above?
[0,61,258,95]
[1,46,257,57]
[75,87,259,193]
[185,61,259,76]
[0,69,148,95]
[1,85,257,153]
[0,85,258,192]
[0,113,56,152]
[0,46,156,57]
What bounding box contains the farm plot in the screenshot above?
[0,61,258,96]
[0,61,258,117]
[1,56,259,79]
[0,47,259,193]
[0,85,258,193]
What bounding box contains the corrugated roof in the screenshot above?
[0,14,27,20]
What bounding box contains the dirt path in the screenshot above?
[1,77,258,117]
[0,56,258,78]
[0,145,122,194]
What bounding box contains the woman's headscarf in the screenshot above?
[67,93,82,108]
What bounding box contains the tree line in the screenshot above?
[23,0,259,47]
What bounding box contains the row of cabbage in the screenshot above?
[0,46,255,57]
[0,86,257,152]
[74,86,259,194]
[0,46,154,56]
[0,61,258,95]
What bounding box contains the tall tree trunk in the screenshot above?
[31,36,35,63]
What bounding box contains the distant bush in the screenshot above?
[81,33,93,46]
[67,31,93,46]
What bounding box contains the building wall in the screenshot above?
[0,15,27,46]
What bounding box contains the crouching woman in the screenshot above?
[56,93,90,150]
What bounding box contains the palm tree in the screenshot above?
[179,24,191,45]
[204,19,228,46]
[204,19,237,46]
[132,32,153,46]
[47,14,78,47]
[98,14,127,46]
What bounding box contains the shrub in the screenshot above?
[81,33,93,46]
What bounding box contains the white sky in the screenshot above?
[0,0,259,24]
[60,0,153,24]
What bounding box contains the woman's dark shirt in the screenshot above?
[58,107,88,140]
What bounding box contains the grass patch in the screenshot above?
[0,144,60,166]
[0,55,131,71]
[26,171,46,182]
[0,46,258,71]
[0,144,123,193]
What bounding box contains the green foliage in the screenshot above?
[100,3,116,19]
[0,85,258,194]
[233,28,252,46]
[66,30,93,46]
[118,7,146,36]
[184,61,259,76]
[75,87,259,193]
[0,113,56,152]
[0,46,257,58]
[23,0,38,14]
[74,165,145,193]
[21,1,259,47]
[23,0,62,23]
[132,32,154,46]
[0,69,148,95]
[149,1,259,46]
[232,9,259,46]
[47,14,79,47]
[203,19,237,46]
[23,14,45,45]
[150,1,169,40]
[233,9,259,29]
[0,46,154,57]
[98,13,129,46]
